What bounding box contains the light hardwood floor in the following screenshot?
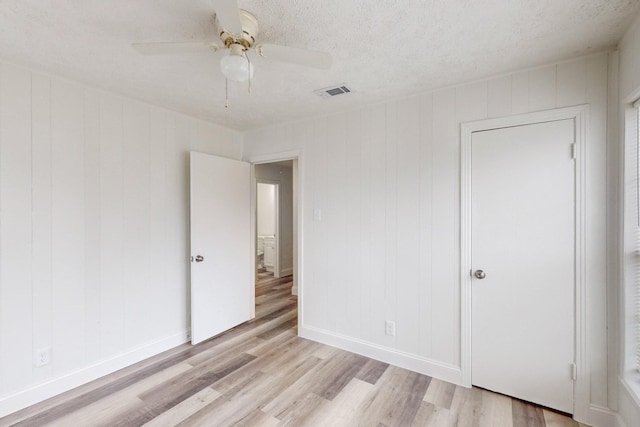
[0,272,589,426]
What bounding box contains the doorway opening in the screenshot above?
[254,160,298,320]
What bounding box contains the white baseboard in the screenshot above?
[0,330,189,418]
[616,377,640,427]
[291,286,298,296]
[576,404,616,427]
[280,267,293,277]
[299,325,462,385]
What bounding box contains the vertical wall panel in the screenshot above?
[51,79,86,375]
[344,110,362,339]
[170,115,191,326]
[585,53,610,408]
[99,94,125,357]
[163,115,185,333]
[487,76,512,118]
[456,82,488,123]
[326,113,348,334]
[528,65,557,112]
[83,91,101,364]
[430,89,458,366]
[511,71,529,115]
[384,102,398,347]
[359,107,374,343]
[418,93,434,359]
[148,108,170,336]
[31,73,53,383]
[361,105,389,347]
[557,59,588,106]
[123,102,151,348]
[0,63,33,394]
[301,117,328,329]
[396,96,421,355]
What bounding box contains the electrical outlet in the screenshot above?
[34,347,50,367]
[385,320,396,337]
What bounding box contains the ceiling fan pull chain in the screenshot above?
[225,78,229,108]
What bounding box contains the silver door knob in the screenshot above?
[195,255,204,262]
[474,270,486,279]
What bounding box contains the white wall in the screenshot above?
[616,10,640,427]
[255,163,294,276]
[257,183,276,236]
[244,52,613,425]
[0,61,242,416]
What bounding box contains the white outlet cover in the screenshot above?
[34,347,51,367]
[385,320,396,336]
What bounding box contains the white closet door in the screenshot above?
[471,119,575,413]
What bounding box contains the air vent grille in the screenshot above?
[315,84,353,99]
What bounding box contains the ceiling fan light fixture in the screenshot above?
[220,43,254,82]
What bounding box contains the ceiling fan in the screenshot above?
[132,0,332,85]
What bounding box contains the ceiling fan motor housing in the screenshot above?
[216,9,259,49]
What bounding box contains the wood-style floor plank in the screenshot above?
[0,272,588,427]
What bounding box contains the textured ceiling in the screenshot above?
[0,0,638,130]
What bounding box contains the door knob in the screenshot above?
[195,255,204,262]
[474,269,486,279]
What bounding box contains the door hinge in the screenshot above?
[571,362,577,381]
[571,143,577,160]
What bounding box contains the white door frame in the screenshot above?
[245,150,303,323]
[256,179,280,278]
[460,105,589,420]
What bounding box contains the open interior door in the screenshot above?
[190,152,251,345]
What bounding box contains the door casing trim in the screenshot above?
[460,105,589,420]
[245,150,303,324]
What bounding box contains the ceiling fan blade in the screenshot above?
[132,41,220,55]
[213,0,243,36]
[255,44,332,70]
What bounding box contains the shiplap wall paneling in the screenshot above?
[430,88,458,367]
[384,102,399,350]
[242,53,612,423]
[31,73,54,383]
[528,65,557,112]
[344,110,363,340]
[511,70,529,115]
[0,62,242,416]
[396,97,421,356]
[300,119,328,330]
[326,113,349,336]
[557,59,587,106]
[0,63,33,395]
[123,101,152,349]
[418,94,434,359]
[360,105,388,347]
[487,76,512,118]
[605,51,620,412]
[83,90,101,365]
[51,80,87,376]
[148,110,168,336]
[99,94,125,359]
[585,54,609,410]
[166,115,190,332]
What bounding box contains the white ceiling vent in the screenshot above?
[315,84,353,99]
